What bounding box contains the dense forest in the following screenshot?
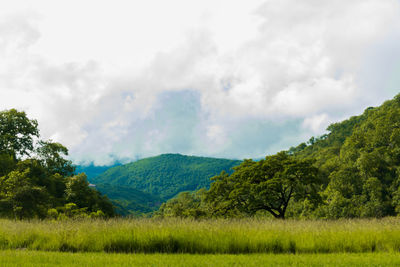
[0,109,114,219]
[157,94,400,219]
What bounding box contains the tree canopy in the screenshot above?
[203,152,320,219]
[0,109,39,159]
[0,109,115,219]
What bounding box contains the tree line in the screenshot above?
[3,93,400,220]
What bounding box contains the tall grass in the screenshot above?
[1,218,400,254]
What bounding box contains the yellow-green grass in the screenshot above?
[1,218,400,254]
[1,251,400,267]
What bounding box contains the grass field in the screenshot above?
[1,251,400,267]
[1,217,400,254]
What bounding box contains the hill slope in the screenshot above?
[94,184,162,216]
[91,154,242,201]
[287,94,400,218]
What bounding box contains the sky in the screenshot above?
[1,0,400,165]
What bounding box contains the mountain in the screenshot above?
[91,154,242,201]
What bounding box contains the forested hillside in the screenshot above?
[87,154,241,216]
[158,94,400,219]
[94,183,162,216]
[92,154,241,200]
[290,94,400,218]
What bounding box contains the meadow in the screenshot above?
[1,217,400,254]
[1,251,400,267]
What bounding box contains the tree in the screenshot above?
[0,109,115,219]
[0,109,39,159]
[206,152,320,219]
[65,173,96,208]
[202,170,240,217]
[36,141,75,176]
[65,173,115,217]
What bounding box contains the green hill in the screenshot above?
[286,94,400,218]
[85,154,241,215]
[91,154,242,201]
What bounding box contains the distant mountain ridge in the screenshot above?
[79,154,242,215]
[75,163,122,180]
[91,153,242,199]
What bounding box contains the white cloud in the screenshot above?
[0,0,400,165]
[302,113,331,135]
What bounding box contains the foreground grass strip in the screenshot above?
[1,251,400,267]
[1,218,400,254]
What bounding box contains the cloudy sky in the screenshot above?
[1,0,400,165]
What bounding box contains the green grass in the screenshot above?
[1,218,400,254]
[1,251,400,267]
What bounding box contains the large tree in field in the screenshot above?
[206,152,320,219]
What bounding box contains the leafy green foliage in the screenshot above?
[0,109,39,158]
[37,141,75,177]
[157,189,207,219]
[0,109,115,219]
[95,183,162,216]
[290,93,400,218]
[203,152,320,219]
